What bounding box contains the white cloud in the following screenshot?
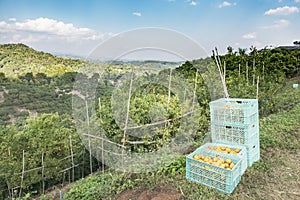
[219,1,236,8]
[0,21,8,27]
[0,17,113,56]
[8,18,16,22]
[261,19,290,29]
[295,0,300,3]
[264,6,299,15]
[242,32,257,39]
[15,18,96,37]
[132,12,142,17]
[0,17,104,41]
[190,1,197,6]
[0,21,11,33]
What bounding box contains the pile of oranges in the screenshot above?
[207,146,240,154]
[193,153,235,170]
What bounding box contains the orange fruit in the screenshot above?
[226,148,231,153]
[225,158,232,164]
[213,157,218,162]
[234,148,240,153]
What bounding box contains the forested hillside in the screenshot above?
[0,44,84,77]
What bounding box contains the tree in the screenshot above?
[24,72,34,83]
[0,113,86,196]
[35,73,50,84]
[0,72,6,82]
[293,41,300,46]
[227,46,234,55]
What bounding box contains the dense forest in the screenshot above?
[0,43,299,199]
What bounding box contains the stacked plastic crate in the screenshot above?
[186,98,260,194]
[209,98,260,167]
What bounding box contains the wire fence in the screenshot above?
[0,136,101,199]
[1,67,204,199]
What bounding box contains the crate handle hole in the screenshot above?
[226,126,232,129]
[236,101,242,104]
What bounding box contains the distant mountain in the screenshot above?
[0,44,184,78]
[0,43,85,77]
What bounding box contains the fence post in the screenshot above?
[19,150,25,198]
[69,136,75,182]
[85,99,93,175]
[42,152,45,194]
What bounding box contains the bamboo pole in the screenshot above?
[167,68,172,112]
[19,150,25,198]
[83,134,124,148]
[82,147,85,178]
[262,62,265,80]
[5,177,12,199]
[213,49,229,98]
[192,70,198,112]
[121,111,194,131]
[224,61,226,83]
[85,99,93,175]
[7,148,12,199]
[238,63,241,90]
[88,139,92,174]
[121,70,134,167]
[62,172,66,187]
[246,62,249,86]
[256,76,260,99]
[68,169,70,184]
[253,57,256,86]
[69,136,75,182]
[99,97,104,173]
[41,152,45,194]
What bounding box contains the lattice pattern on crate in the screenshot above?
[211,124,259,146]
[210,98,258,126]
[186,148,242,194]
[199,143,247,174]
[210,98,258,117]
[210,112,258,126]
[246,140,260,167]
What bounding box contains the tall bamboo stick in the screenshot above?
[19,150,25,198]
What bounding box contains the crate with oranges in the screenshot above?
[186,148,242,194]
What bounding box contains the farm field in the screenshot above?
[0,43,299,200]
[57,79,300,200]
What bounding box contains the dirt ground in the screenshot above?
[115,185,182,200]
[252,149,300,200]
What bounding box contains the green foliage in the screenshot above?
[0,44,84,77]
[64,170,140,200]
[260,104,300,150]
[0,113,96,198]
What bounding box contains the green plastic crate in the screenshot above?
[246,139,260,167]
[210,98,258,126]
[199,143,247,174]
[211,123,259,146]
[186,147,242,194]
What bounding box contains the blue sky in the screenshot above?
[0,0,299,59]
